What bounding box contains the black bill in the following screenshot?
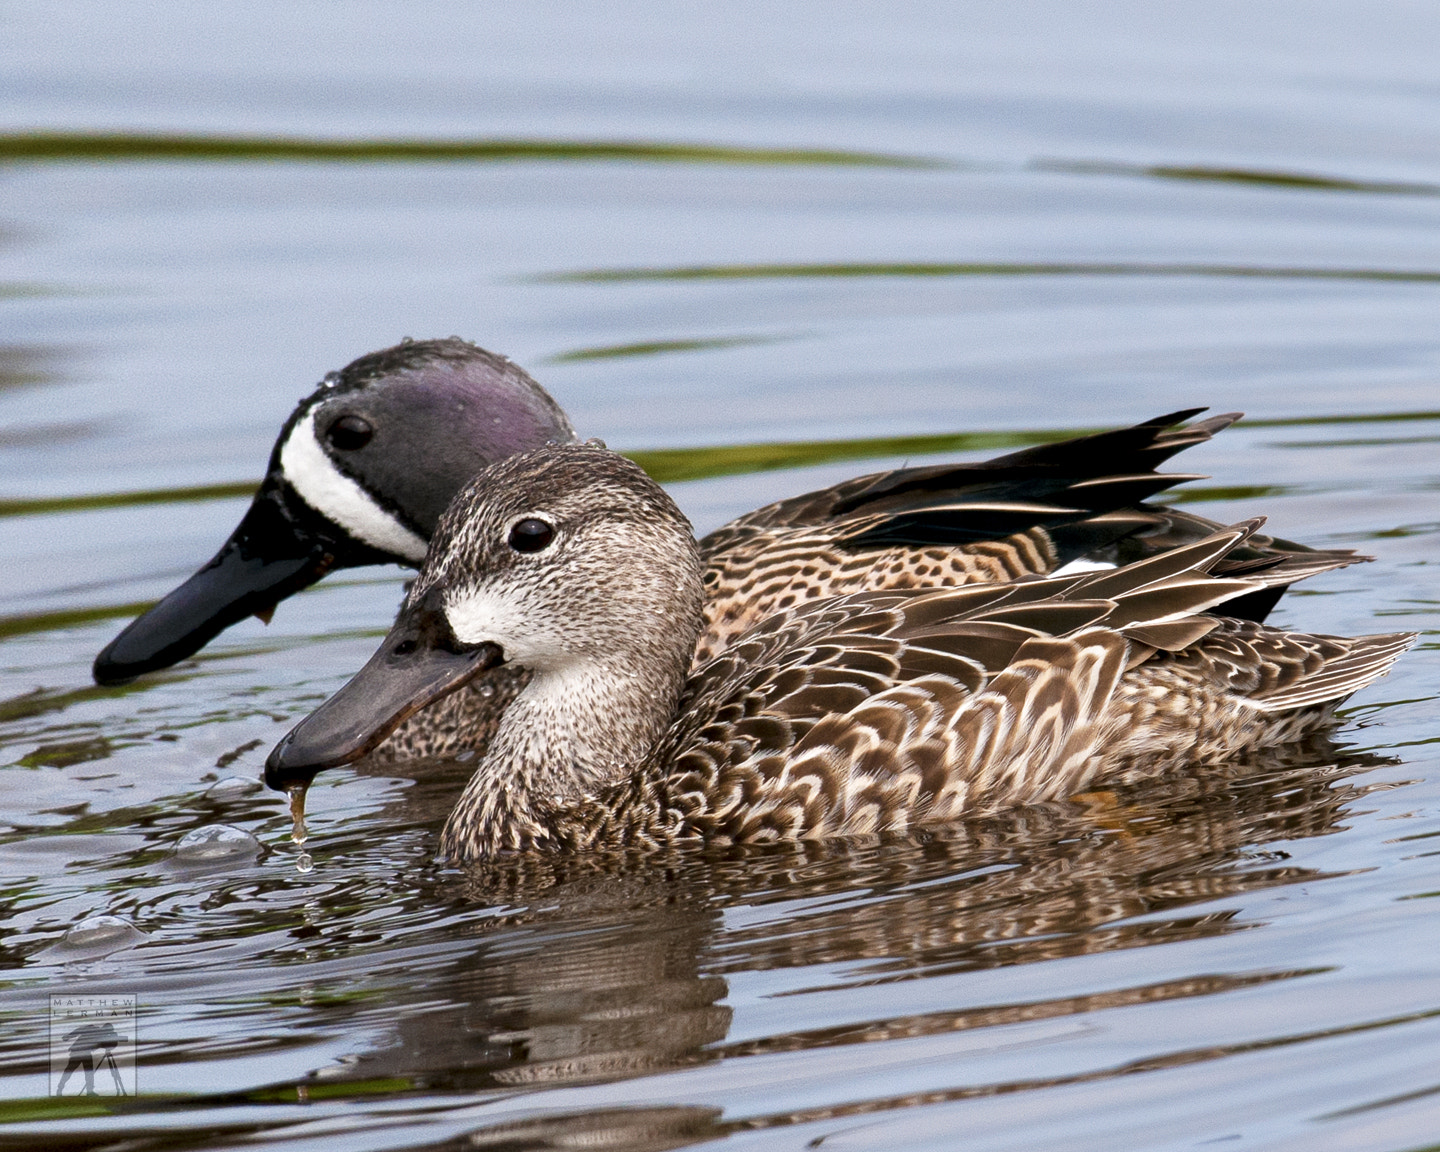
[92,477,394,685]
[265,596,503,791]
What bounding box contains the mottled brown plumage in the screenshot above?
[381,409,1363,759]
[265,444,1412,861]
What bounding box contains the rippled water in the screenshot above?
[3,3,1440,1148]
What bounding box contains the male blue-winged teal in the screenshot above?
[265,444,1412,860]
[93,340,577,684]
[95,339,1362,764]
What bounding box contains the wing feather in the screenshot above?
[1246,632,1416,712]
[652,518,1415,842]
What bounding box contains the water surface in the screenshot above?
[2,3,1439,1148]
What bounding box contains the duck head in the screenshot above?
[266,444,704,816]
[93,338,576,685]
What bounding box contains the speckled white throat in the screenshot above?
[278,408,428,561]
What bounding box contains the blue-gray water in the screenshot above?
[2,3,1439,1148]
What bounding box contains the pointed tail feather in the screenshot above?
[1248,632,1417,713]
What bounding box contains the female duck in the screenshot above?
[266,444,1412,861]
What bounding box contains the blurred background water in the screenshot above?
[2,2,1439,1148]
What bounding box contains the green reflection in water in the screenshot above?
[0,482,257,519]
[0,602,158,641]
[10,133,1429,201]
[15,737,113,769]
[1270,435,1440,449]
[544,261,1440,284]
[0,132,938,169]
[0,283,61,299]
[0,1096,180,1124]
[1367,521,1440,540]
[548,335,781,362]
[247,1077,416,1104]
[626,428,1064,483]
[2,411,1436,521]
[1242,411,1440,428]
[1033,159,1440,197]
[1167,484,1298,505]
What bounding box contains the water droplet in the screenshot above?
[582,437,608,450]
[288,785,308,848]
[205,775,261,800]
[173,824,260,865]
[477,682,495,699]
[399,335,414,346]
[321,370,342,388]
[287,785,315,873]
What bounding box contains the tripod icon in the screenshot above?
[56,1021,128,1096]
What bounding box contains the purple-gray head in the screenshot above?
[93,338,577,685]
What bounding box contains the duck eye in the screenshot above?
[326,414,374,451]
[508,518,555,553]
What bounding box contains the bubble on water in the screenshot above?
[205,776,261,800]
[40,915,148,961]
[173,824,260,866]
[65,915,144,949]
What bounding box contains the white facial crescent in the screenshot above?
[278,408,428,562]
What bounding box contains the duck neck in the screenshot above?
[442,650,686,856]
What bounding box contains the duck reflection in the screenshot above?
[292,739,1392,1146]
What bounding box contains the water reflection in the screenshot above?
[546,260,1440,284]
[12,133,1440,204]
[0,741,1398,1148]
[3,10,1438,1142]
[289,741,1388,1092]
[0,345,62,394]
[1030,159,1440,198]
[2,410,1436,519]
[0,132,936,168]
[548,335,783,363]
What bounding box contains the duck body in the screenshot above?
[266,446,1412,861]
[375,402,1364,764]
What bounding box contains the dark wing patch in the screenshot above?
[703,410,1230,549]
